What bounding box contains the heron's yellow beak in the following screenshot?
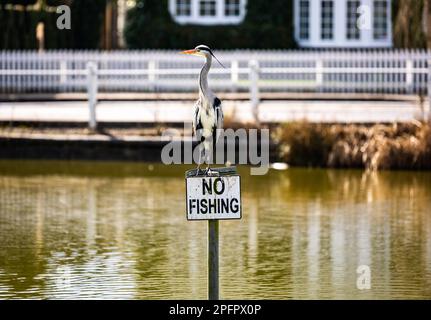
[180,49,204,57]
[180,49,197,55]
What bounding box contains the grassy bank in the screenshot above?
[272,121,431,170]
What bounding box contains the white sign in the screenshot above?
[186,175,241,220]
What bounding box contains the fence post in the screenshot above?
[316,59,324,92]
[148,60,157,91]
[231,60,239,92]
[87,62,98,131]
[249,60,260,125]
[406,59,414,94]
[60,60,67,84]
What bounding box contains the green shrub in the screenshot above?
[125,0,295,49]
[0,0,106,49]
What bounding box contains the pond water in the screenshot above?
[0,160,430,299]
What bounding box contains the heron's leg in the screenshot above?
[206,133,220,176]
[196,143,202,176]
[196,141,205,176]
[205,154,211,175]
[204,140,213,175]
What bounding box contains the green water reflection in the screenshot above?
[0,160,430,299]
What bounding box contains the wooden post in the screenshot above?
[208,220,219,300]
[424,0,431,50]
[36,22,45,53]
[428,59,431,123]
[87,62,98,131]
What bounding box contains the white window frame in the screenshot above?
[298,0,310,40]
[169,0,247,25]
[295,0,392,48]
[176,0,192,16]
[346,0,361,40]
[225,0,241,17]
[373,0,389,40]
[199,0,217,16]
[320,0,334,40]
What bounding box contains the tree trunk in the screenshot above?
[424,0,431,49]
[102,0,119,50]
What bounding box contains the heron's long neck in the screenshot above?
[199,55,212,101]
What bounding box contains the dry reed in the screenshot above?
[273,121,431,170]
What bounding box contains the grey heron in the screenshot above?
[181,45,225,175]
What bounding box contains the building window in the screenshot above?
[373,0,388,40]
[225,0,240,16]
[176,0,192,16]
[170,0,246,25]
[321,0,334,40]
[200,0,217,16]
[346,0,360,40]
[299,0,310,40]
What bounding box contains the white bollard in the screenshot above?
[249,60,260,125]
[87,62,98,130]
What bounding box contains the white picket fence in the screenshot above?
[0,49,430,94]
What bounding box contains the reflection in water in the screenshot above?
[0,161,430,299]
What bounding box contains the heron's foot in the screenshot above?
[195,167,202,176]
[204,167,219,176]
[203,165,210,175]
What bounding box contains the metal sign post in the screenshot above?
[185,167,241,300]
[208,219,219,300]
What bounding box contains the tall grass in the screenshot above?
[273,121,431,170]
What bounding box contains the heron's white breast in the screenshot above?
[200,107,216,138]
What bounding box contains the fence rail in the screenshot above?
[1,50,431,95]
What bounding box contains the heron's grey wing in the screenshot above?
[214,97,223,142]
[192,99,201,137]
